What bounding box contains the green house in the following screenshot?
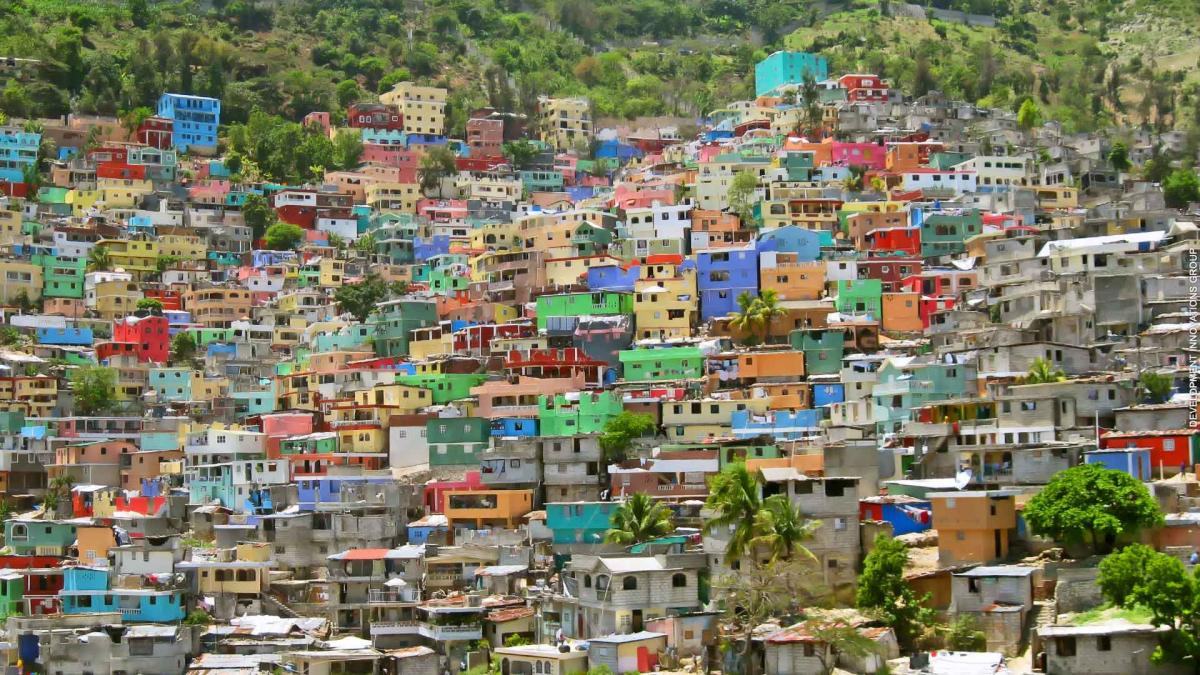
[396,373,486,404]
[5,519,77,555]
[928,152,974,170]
[0,572,22,616]
[781,151,816,182]
[427,417,491,466]
[871,358,976,435]
[789,328,845,375]
[569,222,614,257]
[428,266,469,296]
[35,253,86,299]
[834,279,882,317]
[0,411,23,434]
[618,346,704,381]
[609,237,686,261]
[520,169,565,193]
[370,299,438,357]
[280,432,339,455]
[535,292,633,331]
[539,391,625,436]
[920,210,982,258]
[187,327,235,347]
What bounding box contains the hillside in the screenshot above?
[0,0,1197,137]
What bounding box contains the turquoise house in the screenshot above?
[871,358,976,435]
[5,519,76,555]
[61,567,185,621]
[546,501,618,545]
[371,299,438,357]
[427,417,491,466]
[920,210,983,258]
[148,368,193,402]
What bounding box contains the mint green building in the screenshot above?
[535,292,634,331]
[35,253,86,299]
[539,391,624,436]
[396,373,486,404]
[834,279,883,317]
[789,328,845,375]
[618,346,704,381]
[920,210,983,258]
[371,299,438,357]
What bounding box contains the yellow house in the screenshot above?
[109,359,147,402]
[379,82,447,136]
[661,397,771,442]
[456,172,522,201]
[190,375,229,402]
[352,383,432,413]
[187,542,273,595]
[97,178,154,210]
[409,326,455,360]
[1034,185,1079,209]
[66,188,102,216]
[544,255,623,287]
[366,182,421,213]
[337,425,387,454]
[157,233,207,262]
[91,278,142,319]
[633,260,697,340]
[12,376,57,417]
[537,96,593,150]
[97,238,160,278]
[318,258,345,287]
[470,221,521,253]
[272,325,303,348]
[0,209,24,246]
[0,260,42,303]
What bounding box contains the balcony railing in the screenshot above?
[369,620,422,635]
[419,623,483,641]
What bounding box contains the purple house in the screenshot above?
[697,245,758,321]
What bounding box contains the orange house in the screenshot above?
[881,292,924,333]
[445,489,534,535]
[121,449,184,491]
[746,453,823,476]
[738,350,806,383]
[885,141,943,172]
[928,490,1017,565]
[759,257,826,300]
[76,525,117,566]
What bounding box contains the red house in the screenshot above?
[864,227,921,257]
[838,74,890,102]
[856,258,923,293]
[1101,429,1199,473]
[347,102,404,131]
[112,314,170,363]
[142,288,182,312]
[137,117,174,149]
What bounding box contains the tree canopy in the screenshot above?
[856,535,933,651]
[1023,463,1163,554]
[70,365,117,415]
[1098,543,1200,668]
[264,222,306,251]
[604,492,675,545]
[598,411,656,460]
[334,273,391,323]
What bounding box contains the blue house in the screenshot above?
[1084,448,1153,481]
[860,496,932,536]
[595,140,642,161]
[407,514,449,544]
[295,476,395,511]
[758,226,822,262]
[157,93,221,152]
[0,127,41,183]
[587,264,639,292]
[697,245,758,321]
[731,409,822,440]
[36,327,93,346]
[413,235,451,262]
[490,418,539,438]
[545,502,618,545]
[61,567,185,622]
[755,51,829,97]
[812,382,846,408]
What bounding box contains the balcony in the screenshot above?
[419,623,483,641]
[367,589,419,604]
[369,620,422,636]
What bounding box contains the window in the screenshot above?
[1098,635,1111,651]
[1057,637,1076,657]
[584,574,591,588]
[672,573,688,588]
[623,576,638,590]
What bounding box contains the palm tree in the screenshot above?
[604,493,675,545]
[1024,357,1065,384]
[752,495,820,562]
[86,246,112,272]
[703,463,763,565]
[729,291,764,343]
[755,289,786,344]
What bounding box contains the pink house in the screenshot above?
[189,180,231,205]
[610,184,675,210]
[470,374,588,419]
[425,470,484,513]
[830,142,888,170]
[259,412,315,459]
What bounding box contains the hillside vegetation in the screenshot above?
[0,0,1197,137]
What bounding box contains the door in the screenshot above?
[994,529,1002,559]
[632,609,644,632]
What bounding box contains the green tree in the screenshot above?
[119,106,153,139]
[1107,141,1131,173]
[1099,544,1200,669]
[1023,464,1163,554]
[856,535,933,651]
[598,411,655,461]
[806,619,879,675]
[727,171,759,227]
[242,193,276,241]
[333,273,391,322]
[1017,98,1043,131]
[1163,168,1200,209]
[945,615,987,651]
[502,140,539,170]
[335,79,363,108]
[171,331,197,365]
[332,129,363,170]
[1024,357,1066,384]
[136,298,164,311]
[418,146,458,197]
[264,222,306,250]
[604,492,675,545]
[751,495,819,563]
[86,246,111,272]
[70,365,117,415]
[1139,371,1175,404]
[1098,542,1158,606]
[703,463,763,565]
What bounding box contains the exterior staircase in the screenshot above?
[260,592,302,619]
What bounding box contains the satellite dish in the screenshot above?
[954,469,973,490]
